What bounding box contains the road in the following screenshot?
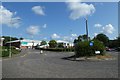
[2,49,118,78]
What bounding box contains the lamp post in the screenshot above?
[0,38,4,46]
[9,27,12,58]
[85,17,89,41]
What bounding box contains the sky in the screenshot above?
[1,1,118,42]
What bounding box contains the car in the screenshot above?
[116,47,120,51]
[106,47,111,51]
[35,45,49,49]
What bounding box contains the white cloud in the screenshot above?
[62,36,69,41]
[32,6,45,16]
[94,33,97,36]
[51,33,60,39]
[71,34,77,37]
[62,34,77,42]
[66,0,95,20]
[102,24,115,34]
[94,24,102,28]
[26,25,40,35]
[42,24,47,28]
[43,37,47,40]
[0,6,21,28]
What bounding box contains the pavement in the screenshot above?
[2,49,118,78]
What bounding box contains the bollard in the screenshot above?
[40,50,43,54]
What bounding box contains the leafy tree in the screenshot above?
[57,43,64,48]
[19,37,24,40]
[95,33,109,46]
[49,40,57,48]
[41,40,47,45]
[108,40,118,48]
[118,36,120,47]
[74,34,89,44]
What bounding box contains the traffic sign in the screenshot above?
[90,42,93,46]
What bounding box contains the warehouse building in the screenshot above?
[6,39,41,49]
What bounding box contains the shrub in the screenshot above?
[0,46,20,57]
[75,40,105,57]
[57,43,64,48]
[49,40,57,48]
[41,40,47,45]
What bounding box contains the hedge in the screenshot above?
[75,40,105,57]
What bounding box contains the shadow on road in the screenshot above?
[61,55,85,62]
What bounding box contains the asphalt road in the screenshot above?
[2,49,118,78]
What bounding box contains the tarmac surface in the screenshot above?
[2,49,118,78]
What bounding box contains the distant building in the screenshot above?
[56,40,74,48]
[5,39,74,49]
[0,37,4,46]
[6,39,41,49]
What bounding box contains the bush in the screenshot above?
[1,46,9,57]
[57,43,64,48]
[49,40,57,48]
[75,40,105,57]
[0,46,20,57]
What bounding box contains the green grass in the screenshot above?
[0,46,20,57]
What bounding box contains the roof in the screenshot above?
[6,40,21,43]
[6,39,41,43]
[56,40,69,43]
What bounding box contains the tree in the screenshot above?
[57,43,64,48]
[118,36,120,47]
[108,40,118,48]
[41,40,47,45]
[19,37,24,40]
[95,33,109,46]
[74,34,88,44]
[49,40,57,48]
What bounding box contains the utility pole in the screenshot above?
[85,17,89,41]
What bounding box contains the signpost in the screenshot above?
[21,42,28,45]
[95,51,100,54]
[89,41,94,47]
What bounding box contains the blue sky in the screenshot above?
[1,2,118,41]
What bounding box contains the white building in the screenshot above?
[56,40,74,48]
[6,39,41,49]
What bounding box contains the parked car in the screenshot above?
[35,45,49,49]
[106,47,111,51]
[116,47,120,51]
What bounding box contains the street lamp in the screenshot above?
[85,17,89,41]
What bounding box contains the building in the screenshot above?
[0,37,4,46]
[56,40,74,48]
[6,39,41,49]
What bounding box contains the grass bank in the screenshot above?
[0,46,20,57]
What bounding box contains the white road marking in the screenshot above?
[20,54,27,57]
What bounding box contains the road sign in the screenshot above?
[95,51,100,54]
[21,42,28,45]
[90,42,93,46]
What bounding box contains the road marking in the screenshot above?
[20,54,27,58]
[3,58,10,61]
